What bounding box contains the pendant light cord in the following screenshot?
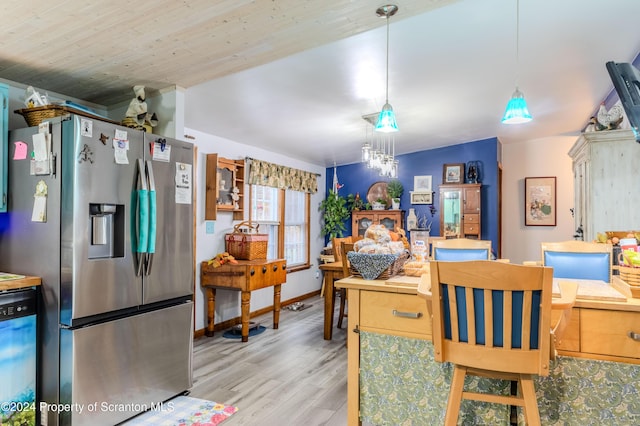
[385,13,390,103]
[515,0,520,88]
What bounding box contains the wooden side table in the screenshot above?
[201,258,287,342]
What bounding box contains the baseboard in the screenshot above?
[193,290,321,339]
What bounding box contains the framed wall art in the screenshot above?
[413,175,432,192]
[410,191,433,204]
[442,163,464,184]
[524,176,556,226]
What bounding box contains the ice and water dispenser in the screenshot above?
[88,203,124,259]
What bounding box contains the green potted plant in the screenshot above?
[320,191,351,239]
[347,193,370,211]
[372,198,387,210]
[387,179,404,209]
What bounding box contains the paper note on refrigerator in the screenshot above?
[113,139,129,164]
[175,162,192,204]
[31,180,47,222]
[13,141,28,160]
[32,132,49,161]
[152,142,171,162]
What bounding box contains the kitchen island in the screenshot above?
[336,273,640,425]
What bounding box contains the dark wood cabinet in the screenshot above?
[439,184,481,239]
[351,210,404,238]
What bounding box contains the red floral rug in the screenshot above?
[122,396,238,426]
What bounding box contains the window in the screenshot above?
[284,190,307,265]
[251,185,279,259]
[250,185,310,269]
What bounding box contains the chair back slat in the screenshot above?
[464,287,476,345]
[483,291,494,348]
[431,260,553,376]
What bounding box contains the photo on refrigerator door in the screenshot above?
[0,314,36,426]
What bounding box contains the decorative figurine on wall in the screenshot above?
[123,85,159,132]
[231,186,240,210]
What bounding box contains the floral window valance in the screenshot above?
[248,158,318,193]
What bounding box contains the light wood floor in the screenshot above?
[190,294,349,426]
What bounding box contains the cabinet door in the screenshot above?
[463,185,481,213]
[353,212,375,238]
[377,212,399,232]
[0,84,7,212]
[440,187,463,238]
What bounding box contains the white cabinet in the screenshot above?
[568,129,640,242]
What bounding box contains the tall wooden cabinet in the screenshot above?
[439,184,481,238]
[568,129,640,242]
[351,210,404,238]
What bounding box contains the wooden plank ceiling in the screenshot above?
[0,0,459,105]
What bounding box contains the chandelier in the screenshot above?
[361,112,398,178]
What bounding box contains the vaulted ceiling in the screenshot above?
[2,0,639,166]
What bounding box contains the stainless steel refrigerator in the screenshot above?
[0,114,194,426]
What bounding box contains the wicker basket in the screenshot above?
[225,221,267,260]
[15,105,120,127]
[617,251,640,285]
[618,265,640,286]
[15,105,68,126]
[348,251,409,280]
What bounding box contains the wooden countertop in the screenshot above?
[0,275,42,291]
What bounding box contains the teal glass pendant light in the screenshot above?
[375,5,399,133]
[502,87,532,124]
[502,0,532,124]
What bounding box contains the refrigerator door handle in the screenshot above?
[145,160,157,276]
[134,158,149,277]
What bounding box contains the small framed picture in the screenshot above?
[442,163,464,184]
[410,191,433,204]
[525,177,556,226]
[413,175,432,192]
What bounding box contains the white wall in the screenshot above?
[186,127,327,331]
[502,136,577,264]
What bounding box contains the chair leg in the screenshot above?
[337,288,347,328]
[519,374,541,425]
[445,365,466,426]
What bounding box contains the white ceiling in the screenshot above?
[3,0,640,167]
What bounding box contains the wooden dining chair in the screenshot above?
[430,260,554,425]
[338,241,355,329]
[432,238,492,261]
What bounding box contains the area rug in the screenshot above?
[121,396,238,426]
[222,324,266,339]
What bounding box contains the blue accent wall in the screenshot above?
[325,137,499,255]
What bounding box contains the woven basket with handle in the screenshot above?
[225,221,268,260]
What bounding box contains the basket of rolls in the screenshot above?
[402,260,430,277]
[347,225,409,280]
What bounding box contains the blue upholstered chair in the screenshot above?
[432,238,491,261]
[430,260,554,425]
[541,241,612,282]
